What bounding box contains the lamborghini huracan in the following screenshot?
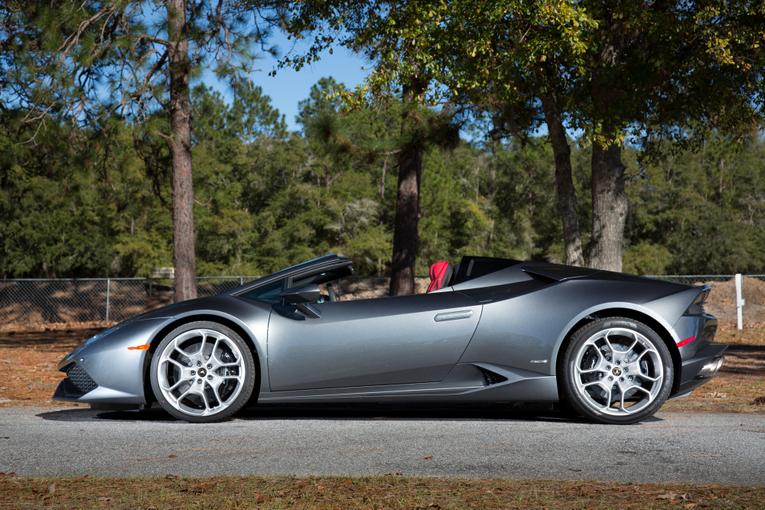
[54,254,726,424]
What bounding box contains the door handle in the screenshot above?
[434,310,473,322]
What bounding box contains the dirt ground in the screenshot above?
[0,326,762,413]
[2,474,765,510]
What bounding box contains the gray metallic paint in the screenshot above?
[54,254,725,408]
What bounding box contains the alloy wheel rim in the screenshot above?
[157,329,245,417]
[573,327,664,416]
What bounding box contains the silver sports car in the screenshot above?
[54,254,726,424]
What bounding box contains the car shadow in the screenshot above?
[36,403,662,425]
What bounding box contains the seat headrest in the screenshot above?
[427,261,452,292]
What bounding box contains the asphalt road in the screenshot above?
[0,406,763,485]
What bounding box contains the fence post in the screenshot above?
[105,278,111,322]
[735,273,744,330]
[240,276,244,285]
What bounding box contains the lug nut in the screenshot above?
[608,376,613,380]
[190,370,196,376]
[207,364,212,369]
[619,377,624,382]
[197,360,202,367]
[197,379,202,384]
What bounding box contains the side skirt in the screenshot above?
[258,363,559,404]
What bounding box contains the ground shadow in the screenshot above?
[36,403,663,425]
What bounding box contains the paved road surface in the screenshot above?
[0,406,763,485]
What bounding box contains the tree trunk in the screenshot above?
[541,93,584,266]
[389,83,426,296]
[167,0,197,302]
[589,140,627,271]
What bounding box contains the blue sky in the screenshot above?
[202,31,370,133]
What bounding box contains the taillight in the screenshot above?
[686,285,710,315]
[693,286,711,306]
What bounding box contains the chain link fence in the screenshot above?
[0,277,256,326]
[1,274,764,329]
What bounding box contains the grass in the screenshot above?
[1,474,764,510]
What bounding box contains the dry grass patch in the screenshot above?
[716,322,765,346]
[1,475,764,510]
[0,329,95,407]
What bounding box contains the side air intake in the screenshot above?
[478,366,508,386]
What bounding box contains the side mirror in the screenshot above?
[280,284,322,304]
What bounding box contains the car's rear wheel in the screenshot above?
[150,321,256,423]
[560,317,673,424]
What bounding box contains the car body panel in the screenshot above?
[53,254,726,410]
[267,291,482,390]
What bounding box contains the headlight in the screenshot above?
[77,321,129,349]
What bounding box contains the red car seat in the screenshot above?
[427,261,453,292]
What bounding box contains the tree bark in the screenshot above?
[167,0,197,302]
[541,93,584,267]
[589,140,627,271]
[389,82,426,296]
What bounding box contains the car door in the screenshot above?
[267,290,482,391]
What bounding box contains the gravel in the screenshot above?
[0,406,763,485]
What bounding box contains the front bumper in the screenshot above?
[53,318,167,405]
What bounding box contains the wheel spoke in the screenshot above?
[626,384,651,395]
[175,387,193,403]
[198,333,207,355]
[637,371,662,382]
[603,334,617,356]
[637,349,657,362]
[173,345,190,360]
[200,385,210,411]
[211,337,221,362]
[211,380,224,406]
[162,378,188,392]
[601,383,613,410]
[626,334,640,355]
[166,358,186,369]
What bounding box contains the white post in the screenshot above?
[735,273,744,330]
[105,278,111,322]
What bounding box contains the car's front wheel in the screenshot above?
[150,321,256,423]
[560,317,673,424]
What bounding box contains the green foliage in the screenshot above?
[1,78,764,278]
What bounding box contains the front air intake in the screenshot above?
[65,364,98,395]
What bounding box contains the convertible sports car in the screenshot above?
[54,254,726,424]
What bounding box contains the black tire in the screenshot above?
[559,317,674,425]
[150,321,256,423]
